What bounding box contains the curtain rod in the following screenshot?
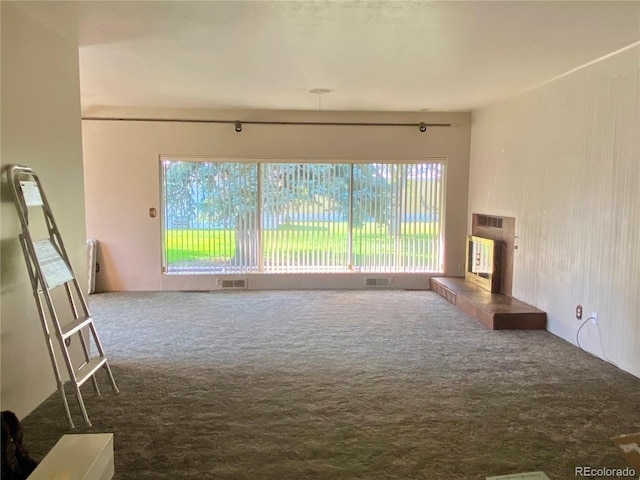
[81,117,452,132]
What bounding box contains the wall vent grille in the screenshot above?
[478,215,503,229]
[219,279,247,289]
[365,278,391,288]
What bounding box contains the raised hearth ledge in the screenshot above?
[430,277,546,330]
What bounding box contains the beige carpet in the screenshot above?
[20,290,640,479]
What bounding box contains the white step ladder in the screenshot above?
[7,164,119,428]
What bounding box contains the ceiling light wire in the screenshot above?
[309,87,332,111]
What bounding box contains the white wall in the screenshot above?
[82,109,471,292]
[1,2,87,416]
[469,44,639,378]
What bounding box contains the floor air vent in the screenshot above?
[219,279,247,289]
[365,278,391,288]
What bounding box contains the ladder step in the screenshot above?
[61,316,93,339]
[75,356,107,387]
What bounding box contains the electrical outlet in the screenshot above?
[576,305,583,320]
[591,311,598,325]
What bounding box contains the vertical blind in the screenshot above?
[161,159,445,274]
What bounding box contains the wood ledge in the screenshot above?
[430,277,546,330]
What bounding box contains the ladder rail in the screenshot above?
[58,234,118,397]
[7,164,119,429]
[38,279,92,426]
[34,168,103,395]
[18,234,75,428]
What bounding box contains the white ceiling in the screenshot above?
[18,1,640,113]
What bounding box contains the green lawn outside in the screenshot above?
[164,222,440,267]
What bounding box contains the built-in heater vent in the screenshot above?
[365,278,390,288]
[478,215,503,229]
[219,279,247,289]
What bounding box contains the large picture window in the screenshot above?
[161,158,445,274]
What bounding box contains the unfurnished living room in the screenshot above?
[1,2,639,480]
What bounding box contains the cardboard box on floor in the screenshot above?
[612,432,640,470]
